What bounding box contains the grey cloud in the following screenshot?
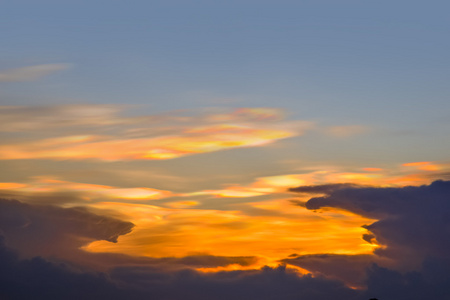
[0,199,134,259]
[0,64,70,82]
[282,254,388,288]
[0,104,122,132]
[109,265,358,300]
[360,259,450,300]
[293,180,450,270]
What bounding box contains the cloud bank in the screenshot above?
[2,180,450,299]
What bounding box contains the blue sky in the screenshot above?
[2,0,450,166]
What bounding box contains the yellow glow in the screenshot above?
[362,167,383,172]
[0,178,172,201]
[0,182,27,189]
[0,125,297,161]
[167,201,200,208]
[259,175,306,187]
[4,160,449,273]
[83,200,377,268]
[403,161,441,171]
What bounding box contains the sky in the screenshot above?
[1,1,450,299]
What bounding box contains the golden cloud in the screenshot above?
[0,105,310,161]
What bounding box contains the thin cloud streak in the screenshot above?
[0,105,311,161]
[0,64,71,82]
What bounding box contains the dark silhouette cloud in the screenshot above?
[360,259,450,300]
[109,265,358,300]
[287,180,450,299]
[301,180,450,267]
[0,236,130,300]
[0,199,134,259]
[282,254,385,288]
[289,183,362,195]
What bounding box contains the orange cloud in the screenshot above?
[0,178,172,201]
[0,106,307,161]
[83,200,376,269]
[187,162,450,200]
[403,161,441,171]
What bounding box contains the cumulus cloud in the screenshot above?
[0,198,134,259]
[0,64,71,82]
[282,254,386,288]
[290,180,450,281]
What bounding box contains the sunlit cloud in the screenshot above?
[187,161,450,200]
[0,63,71,82]
[402,161,441,171]
[2,160,449,275]
[167,201,200,208]
[0,178,173,201]
[0,105,310,161]
[83,200,376,269]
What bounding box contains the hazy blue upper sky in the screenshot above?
[2,0,450,164]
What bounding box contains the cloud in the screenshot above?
[0,105,310,161]
[0,198,134,259]
[0,64,71,82]
[292,180,450,272]
[108,265,358,300]
[0,178,173,204]
[0,198,361,300]
[289,183,363,195]
[0,237,129,300]
[0,238,358,300]
[282,254,386,288]
[4,193,450,299]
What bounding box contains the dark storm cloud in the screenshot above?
[282,254,382,288]
[0,237,359,300]
[0,236,130,300]
[299,180,450,266]
[109,265,358,300]
[360,259,450,300]
[0,198,134,258]
[287,179,450,299]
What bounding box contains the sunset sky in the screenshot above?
[1,1,450,299]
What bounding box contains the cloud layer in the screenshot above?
[3,180,450,300]
[0,105,309,161]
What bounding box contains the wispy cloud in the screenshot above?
[0,177,173,203]
[0,64,71,82]
[0,105,311,161]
